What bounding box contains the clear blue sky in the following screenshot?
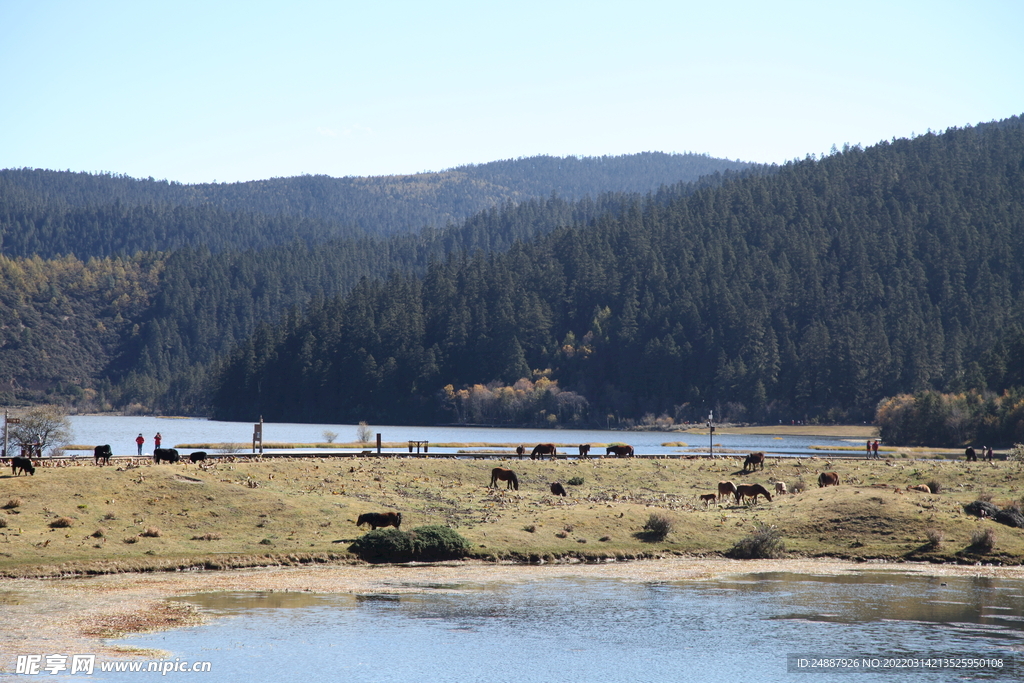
[2,0,1022,184]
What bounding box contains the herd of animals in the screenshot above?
[3,442,987,538]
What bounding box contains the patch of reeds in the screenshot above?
[924,528,944,549]
[140,527,162,538]
[191,533,222,541]
[968,528,996,554]
[638,513,673,542]
[3,498,22,510]
[49,517,74,529]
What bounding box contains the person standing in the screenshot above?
[872,440,880,458]
[136,433,144,455]
[866,440,872,457]
[154,432,162,449]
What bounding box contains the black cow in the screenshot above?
[188,451,207,463]
[11,456,35,476]
[550,482,567,497]
[153,448,180,464]
[965,446,977,462]
[94,444,112,465]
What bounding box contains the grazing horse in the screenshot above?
[531,444,557,459]
[93,444,112,466]
[356,511,402,530]
[718,481,737,501]
[578,444,591,457]
[699,493,718,506]
[735,483,772,504]
[965,446,977,462]
[818,471,840,487]
[742,452,765,472]
[490,467,520,490]
[516,445,525,456]
[774,481,787,495]
[550,482,567,496]
[606,445,634,457]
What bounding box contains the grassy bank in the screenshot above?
[2,454,1023,576]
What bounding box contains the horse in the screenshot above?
[550,482,567,496]
[735,483,772,504]
[717,481,737,501]
[578,444,591,457]
[774,481,787,495]
[516,445,525,456]
[490,467,519,490]
[606,445,634,457]
[699,493,718,506]
[965,446,977,462]
[93,444,112,466]
[356,511,402,530]
[742,452,765,472]
[907,484,931,493]
[531,444,556,459]
[818,471,840,487]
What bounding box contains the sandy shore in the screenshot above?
[3,557,1024,669]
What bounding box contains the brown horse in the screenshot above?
[717,480,737,501]
[735,484,772,504]
[531,444,556,459]
[356,511,402,530]
[606,445,634,457]
[742,452,765,472]
[490,467,520,490]
[818,472,840,487]
[578,444,591,457]
[699,493,718,506]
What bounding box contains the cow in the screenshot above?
[743,452,765,472]
[578,444,591,457]
[94,444,112,466]
[356,512,402,530]
[775,481,787,495]
[550,482,567,497]
[153,448,180,464]
[11,456,35,476]
[818,471,840,487]
[188,451,207,463]
[965,446,977,462]
[718,480,737,501]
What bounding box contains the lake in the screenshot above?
[65,415,860,458]
[108,570,1022,682]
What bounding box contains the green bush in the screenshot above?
[638,513,673,541]
[727,523,786,559]
[567,476,585,486]
[349,525,470,563]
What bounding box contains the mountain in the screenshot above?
[210,116,1024,427]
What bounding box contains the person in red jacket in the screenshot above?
[136,433,144,455]
[154,432,162,449]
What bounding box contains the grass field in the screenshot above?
[2,452,1023,576]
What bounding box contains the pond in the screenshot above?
[107,571,1022,682]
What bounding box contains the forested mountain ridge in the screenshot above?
[210,116,1024,429]
[0,152,752,258]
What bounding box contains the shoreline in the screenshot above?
[2,556,1024,668]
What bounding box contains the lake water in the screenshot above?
[65,415,859,458]
[108,571,1022,682]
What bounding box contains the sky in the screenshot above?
[2,0,1022,184]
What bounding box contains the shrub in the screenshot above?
[3,498,21,510]
[140,527,162,537]
[191,533,221,541]
[0,517,7,529]
[924,528,944,548]
[348,526,470,563]
[49,517,73,529]
[926,480,943,494]
[123,536,139,544]
[639,513,673,541]
[728,523,786,559]
[349,528,416,563]
[969,528,996,553]
[567,476,585,486]
[91,528,104,538]
[1008,443,1024,463]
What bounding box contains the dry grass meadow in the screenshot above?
[2,449,1024,576]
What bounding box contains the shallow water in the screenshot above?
[107,572,1023,682]
[67,415,854,458]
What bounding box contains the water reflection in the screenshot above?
[116,572,1023,682]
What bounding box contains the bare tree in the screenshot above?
[8,405,72,457]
